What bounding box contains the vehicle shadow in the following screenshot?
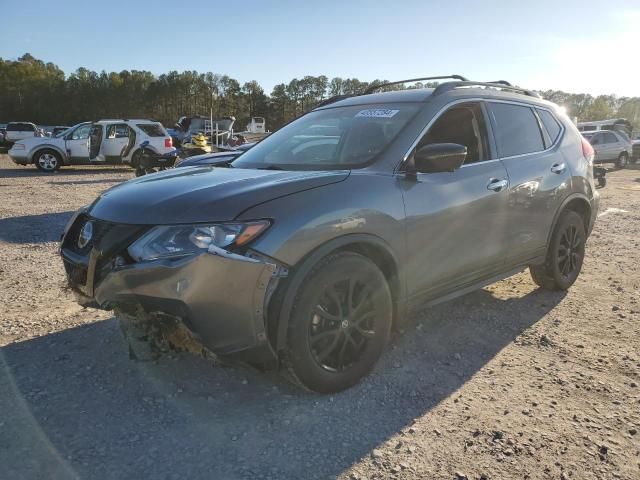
[0,211,74,243]
[0,285,565,479]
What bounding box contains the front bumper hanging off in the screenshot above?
[61,215,280,363]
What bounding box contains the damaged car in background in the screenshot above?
[60,75,599,393]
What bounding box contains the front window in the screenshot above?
[53,127,70,137]
[416,102,489,164]
[69,124,91,140]
[232,104,419,170]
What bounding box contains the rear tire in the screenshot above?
[283,252,392,393]
[130,150,142,170]
[616,152,628,169]
[34,149,62,172]
[529,210,586,290]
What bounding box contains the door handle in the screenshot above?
[487,178,508,192]
[550,163,566,174]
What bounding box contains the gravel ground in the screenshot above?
[1,154,639,480]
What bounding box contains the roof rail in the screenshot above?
[433,81,539,98]
[483,80,512,86]
[363,75,469,95]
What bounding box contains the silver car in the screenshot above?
[583,130,632,168]
[60,76,599,393]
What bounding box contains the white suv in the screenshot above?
[5,122,40,145]
[8,119,174,172]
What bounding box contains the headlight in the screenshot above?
[11,144,25,150]
[127,220,270,262]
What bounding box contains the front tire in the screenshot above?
[530,210,586,290]
[34,149,62,172]
[283,252,392,393]
[617,152,628,169]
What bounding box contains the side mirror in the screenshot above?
[413,143,467,174]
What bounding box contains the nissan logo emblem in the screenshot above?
[77,221,94,249]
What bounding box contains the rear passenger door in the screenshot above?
[101,124,130,162]
[488,102,570,265]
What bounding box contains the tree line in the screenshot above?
[1,54,639,132]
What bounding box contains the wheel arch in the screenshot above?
[548,194,592,244]
[29,144,67,164]
[269,233,405,353]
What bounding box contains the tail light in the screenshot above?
[164,137,173,148]
[581,136,594,164]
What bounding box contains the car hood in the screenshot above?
[11,136,61,148]
[89,166,350,224]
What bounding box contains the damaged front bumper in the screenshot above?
[61,216,282,363]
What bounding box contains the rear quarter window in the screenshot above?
[136,124,166,137]
[536,109,562,145]
[490,103,545,157]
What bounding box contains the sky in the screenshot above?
[1,0,639,97]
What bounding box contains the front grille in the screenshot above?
[62,214,110,255]
[61,215,147,295]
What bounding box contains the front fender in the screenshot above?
[269,233,405,352]
[235,173,407,352]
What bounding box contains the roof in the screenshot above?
[319,84,551,110]
[318,88,435,108]
[96,119,158,123]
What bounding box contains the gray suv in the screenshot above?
[60,76,599,393]
[583,130,632,168]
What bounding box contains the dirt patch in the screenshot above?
[1,155,639,479]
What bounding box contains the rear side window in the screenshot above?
[536,109,562,145]
[490,103,544,157]
[136,123,166,137]
[603,132,618,144]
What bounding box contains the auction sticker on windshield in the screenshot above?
[355,109,399,118]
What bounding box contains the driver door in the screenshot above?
[101,124,130,163]
[400,101,510,303]
[64,124,92,163]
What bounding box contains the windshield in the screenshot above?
[232,104,419,170]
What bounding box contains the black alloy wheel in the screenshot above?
[529,210,586,290]
[284,252,392,393]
